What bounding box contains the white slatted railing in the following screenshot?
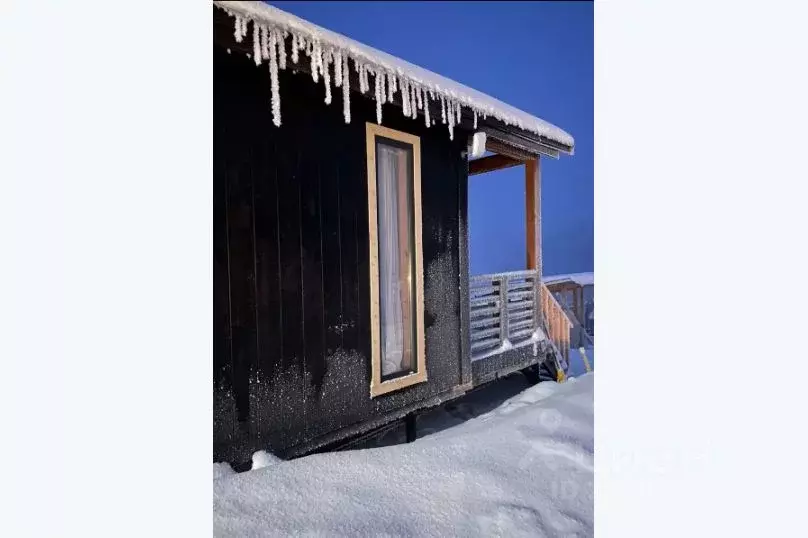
[469,270,574,365]
[469,270,542,360]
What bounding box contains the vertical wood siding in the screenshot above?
[214,46,468,465]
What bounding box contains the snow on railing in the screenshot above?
[469,270,543,361]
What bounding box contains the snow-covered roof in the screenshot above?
[213,1,574,149]
[544,272,594,287]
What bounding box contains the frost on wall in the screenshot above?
[214,1,574,148]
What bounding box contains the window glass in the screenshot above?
[375,139,417,380]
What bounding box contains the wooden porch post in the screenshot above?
[525,158,541,273]
[579,287,585,325]
[574,287,583,347]
[525,158,542,329]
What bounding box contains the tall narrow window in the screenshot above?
[366,123,426,397]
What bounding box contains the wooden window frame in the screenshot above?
[366,122,427,398]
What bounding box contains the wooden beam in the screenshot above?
[468,154,522,176]
[525,158,541,273]
[484,138,536,161]
[481,126,567,158]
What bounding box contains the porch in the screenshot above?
[465,135,575,384]
[467,269,572,385]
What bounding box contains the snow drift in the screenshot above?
[213,374,593,537]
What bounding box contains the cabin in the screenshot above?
[545,272,594,348]
[213,1,576,468]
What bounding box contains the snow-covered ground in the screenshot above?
[213,374,594,537]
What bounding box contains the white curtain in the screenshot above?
[376,144,410,376]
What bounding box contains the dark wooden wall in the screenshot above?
[214,46,470,465]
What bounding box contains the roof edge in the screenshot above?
[213,1,575,150]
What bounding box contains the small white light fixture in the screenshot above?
[469,131,487,159]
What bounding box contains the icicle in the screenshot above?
[473,110,477,129]
[410,85,418,118]
[323,54,332,105]
[316,43,324,77]
[278,32,287,70]
[379,72,386,104]
[268,30,281,127]
[456,101,461,124]
[388,73,396,102]
[424,92,430,127]
[241,17,249,39]
[399,80,406,115]
[416,86,423,110]
[401,80,410,117]
[360,65,368,94]
[374,72,382,124]
[310,41,320,83]
[291,34,299,64]
[342,54,351,124]
[234,15,243,43]
[261,26,269,60]
[440,96,446,124]
[448,103,454,141]
[334,51,343,87]
[253,23,262,66]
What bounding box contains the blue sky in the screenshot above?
[273,1,593,276]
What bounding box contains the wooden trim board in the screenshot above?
[366,122,427,398]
